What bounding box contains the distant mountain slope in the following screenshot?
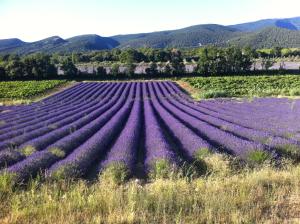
[6,36,67,55]
[113,24,241,48]
[0,35,119,55]
[0,38,26,51]
[230,17,300,31]
[1,16,300,54]
[228,27,300,48]
[58,35,119,52]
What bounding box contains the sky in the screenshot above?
[1,0,300,42]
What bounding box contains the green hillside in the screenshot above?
[229,27,300,48]
[1,16,300,54]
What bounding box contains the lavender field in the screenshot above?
[1,81,300,181]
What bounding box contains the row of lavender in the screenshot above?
[0,81,300,181]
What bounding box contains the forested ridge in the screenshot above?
[1,17,300,54]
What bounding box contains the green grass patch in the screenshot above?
[182,75,300,98]
[149,159,178,180]
[49,165,78,181]
[19,146,36,157]
[0,172,16,194]
[194,148,212,160]
[48,148,66,158]
[100,162,130,185]
[246,150,273,167]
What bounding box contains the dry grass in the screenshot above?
[176,80,202,100]
[1,155,300,224]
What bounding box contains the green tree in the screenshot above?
[111,63,120,77]
[243,46,258,58]
[125,63,136,77]
[169,49,185,75]
[145,62,158,76]
[119,49,144,63]
[271,47,283,57]
[225,47,252,73]
[23,54,57,79]
[170,60,185,75]
[261,58,275,71]
[61,58,78,76]
[5,60,24,79]
[197,47,213,75]
[197,46,253,76]
[71,53,80,64]
[164,64,172,75]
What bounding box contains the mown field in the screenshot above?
[1,76,300,223]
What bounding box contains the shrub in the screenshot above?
[149,159,177,180]
[100,162,130,185]
[289,88,300,96]
[246,150,273,167]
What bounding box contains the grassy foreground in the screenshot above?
[182,75,300,99]
[1,155,300,224]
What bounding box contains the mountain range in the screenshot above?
[1,16,300,55]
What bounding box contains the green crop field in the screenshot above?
[182,75,300,99]
[0,80,68,100]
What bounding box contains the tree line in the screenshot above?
[0,54,78,80]
[0,46,299,80]
[66,46,300,63]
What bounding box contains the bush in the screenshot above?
[100,163,130,185]
[246,150,273,167]
[149,159,177,180]
[289,88,300,96]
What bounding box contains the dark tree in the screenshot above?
[119,48,145,63]
[197,46,253,75]
[5,60,24,79]
[96,66,107,76]
[0,66,6,80]
[145,62,158,76]
[271,47,283,57]
[61,58,78,76]
[164,64,172,75]
[111,63,120,77]
[125,63,136,77]
[23,54,57,79]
